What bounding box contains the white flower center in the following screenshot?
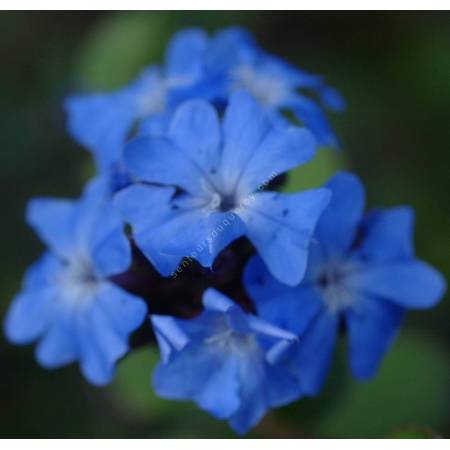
[204,327,259,357]
[316,260,356,313]
[232,65,289,107]
[138,75,194,117]
[58,257,99,309]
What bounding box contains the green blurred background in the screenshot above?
[0,11,449,438]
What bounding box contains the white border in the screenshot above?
[1,2,449,10]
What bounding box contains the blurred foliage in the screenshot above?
[0,11,449,438]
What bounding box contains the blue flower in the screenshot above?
[244,172,446,395]
[4,177,147,385]
[151,288,302,434]
[194,27,345,148]
[65,29,210,171]
[65,27,344,179]
[115,92,331,286]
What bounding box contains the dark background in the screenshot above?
[0,11,449,438]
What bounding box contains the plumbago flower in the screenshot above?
[65,28,209,172]
[244,172,446,395]
[151,288,303,434]
[65,27,344,183]
[4,177,147,385]
[192,27,345,148]
[115,91,331,286]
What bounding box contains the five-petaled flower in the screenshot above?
[4,177,147,385]
[3,25,446,436]
[244,172,446,395]
[152,288,302,434]
[115,91,331,286]
[65,27,344,191]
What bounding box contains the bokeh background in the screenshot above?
[0,11,449,438]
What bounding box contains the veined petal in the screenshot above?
[219,92,271,191]
[114,184,182,276]
[124,135,213,197]
[238,189,331,286]
[153,340,241,420]
[168,99,221,175]
[159,209,246,269]
[348,261,446,309]
[237,126,316,197]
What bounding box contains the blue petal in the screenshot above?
[286,94,339,148]
[295,309,338,396]
[159,209,246,268]
[76,306,125,386]
[195,352,241,419]
[346,294,404,380]
[139,112,171,137]
[237,125,316,197]
[220,92,271,190]
[65,93,138,170]
[35,314,78,368]
[265,362,303,408]
[228,356,267,435]
[205,27,256,75]
[165,28,208,80]
[255,55,322,90]
[244,255,323,335]
[114,184,182,276]
[153,341,241,419]
[26,198,77,259]
[89,203,132,278]
[238,189,331,286]
[315,172,366,257]
[202,288,235,312]
[355,206,415,262]
[96,282,147,338]
[152,315,189,362]
[4,253,60,344]
[168,99,221,176]
[76,321,114,386]
[124,135,212,197]
[348,261,446,309]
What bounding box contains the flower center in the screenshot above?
[317,261,355,313]
[204,328,259,356]
[205,190,238,213]
[139,82,167,116]
[58,258,99,309]
[232,65,288,107]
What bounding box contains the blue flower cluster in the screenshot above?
[4,27,446,434]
